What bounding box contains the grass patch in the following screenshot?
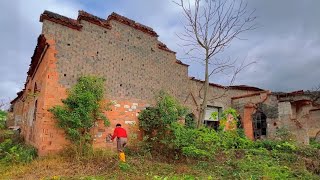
[1,147,319,179]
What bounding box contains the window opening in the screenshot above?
[252,111,267,140]
[203,106,222,130]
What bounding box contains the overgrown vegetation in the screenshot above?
[1,90,319,179]
[0,109,7,129]
[0,138,37,164]
[138,91,189,156]
[49,76,110,155]
[0,128,37,165]
[134,92,320,178]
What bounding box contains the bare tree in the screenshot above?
[175,0,256,127]
[0,99,10,110]
[0,100,5,110]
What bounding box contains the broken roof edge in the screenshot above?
[158,42,176,54]
[10,90,24,104]
[176,60,189,66]
[40,10,177,54]
[40,10,82,30]
[78,10,111,29]
[27,34,48,77]
[40,10,159,37]
[106,12,158,37]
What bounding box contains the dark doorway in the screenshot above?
[252,111,267,140]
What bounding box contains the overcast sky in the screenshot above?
[1,0,320,102]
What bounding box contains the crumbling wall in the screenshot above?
[187,80,260,118]
[231,92,279,140]
[308,109,320,137]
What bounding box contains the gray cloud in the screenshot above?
[232,0,320,91]
[0,0,81,101]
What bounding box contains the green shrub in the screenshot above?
[310,138,320,149]
[254,140,297,153]
[185,113,196,129]
[0,110,7,129]
[119,162,131,171]
[49,76,110,154]
[169,123,253,158]
[138,96,253,159]
[213,108,239,131]
[0,129,14,143]
[138,91,188,156]
[0,139,37,163]
[138,91,187,136]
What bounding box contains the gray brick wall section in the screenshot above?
[42,20,189,103]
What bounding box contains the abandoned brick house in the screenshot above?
[10,10,320,155]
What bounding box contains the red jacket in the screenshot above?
[111,127,127,140]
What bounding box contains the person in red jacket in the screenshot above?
[111,123,128,153]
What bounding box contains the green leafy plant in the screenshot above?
[119,162,131,171]
[211,108,239,131]
[0,139,37,164]
[138,91,187,138]
[0,110,7,129]
[275,127,295,141]
[185,113,196,129]
[49,76,110,153]
[170,123,253,158]
[310,138,320,149]
[138,91,188,156]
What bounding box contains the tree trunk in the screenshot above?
[198,51,210,127]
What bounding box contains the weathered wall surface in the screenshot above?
[308,109,320,137]
[42,19,189,103]
[231,92,279,140]
[232,91,319,144]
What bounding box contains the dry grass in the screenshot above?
[1,148,319,180]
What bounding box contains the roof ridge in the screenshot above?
[40,10,159,37]
[40,10,82,30]
[78,10,111,29]
[106,12,158,37]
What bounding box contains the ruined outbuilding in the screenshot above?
[10,11,320,155]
